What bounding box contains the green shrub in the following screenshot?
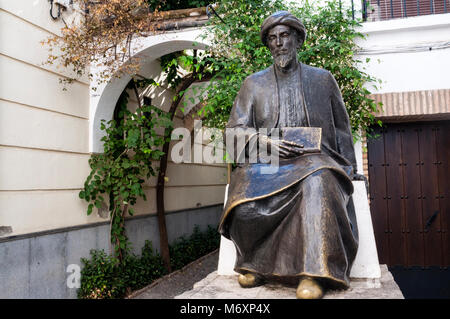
[120,241,168,293]
[78,225,220,299]
[169,226,220,270]
[77,250,126,299]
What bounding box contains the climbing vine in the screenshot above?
[79,79,173,261]
[79,51,212,266]
[41,0,210,87]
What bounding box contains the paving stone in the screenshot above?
[175,265,404,299]
[131,250,403,300]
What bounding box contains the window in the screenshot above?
[364,0,449,21]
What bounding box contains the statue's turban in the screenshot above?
[260,11,306,47]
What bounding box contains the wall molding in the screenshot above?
[0,203,222,244]
[370,88,450,120]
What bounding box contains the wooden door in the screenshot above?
[367,121,450,268]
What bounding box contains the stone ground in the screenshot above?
[129,249,404,299]
[128,250,221,299]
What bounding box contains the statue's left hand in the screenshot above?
[351,173,369,193]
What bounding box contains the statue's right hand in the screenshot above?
[261,136,304,158]
[276,139,304,158]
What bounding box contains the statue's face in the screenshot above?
[266,24,299,69]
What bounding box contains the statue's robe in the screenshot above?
[219,63,359,289]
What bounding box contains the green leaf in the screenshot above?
[87,204,93,216]
[95,200,102,209]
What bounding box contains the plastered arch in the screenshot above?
[89,28,209,153]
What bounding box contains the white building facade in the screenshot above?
[352,0,450,270]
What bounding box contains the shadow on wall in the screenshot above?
[389,266,450,299]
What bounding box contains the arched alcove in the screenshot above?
[89,28,209,153]
[87,26,227,257]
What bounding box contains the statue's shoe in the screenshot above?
[296,277,324,299]
[238,273,263,288]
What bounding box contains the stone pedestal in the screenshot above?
[175,265,403,299]
[217,184,238,275]
[350,181,381,279]
[174,178,403,300]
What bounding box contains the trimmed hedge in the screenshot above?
[77,225,220,299]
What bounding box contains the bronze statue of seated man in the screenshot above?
[220,11,361,299]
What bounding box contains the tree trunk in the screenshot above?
[156,73,198,272]
[131,79,172,271]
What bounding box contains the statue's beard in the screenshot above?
[273,50,297,69]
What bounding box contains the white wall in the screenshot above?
[355,13,450,94]
[0,2,96,236]
[0,2,226,237]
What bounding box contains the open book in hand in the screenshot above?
[280,127,322,154]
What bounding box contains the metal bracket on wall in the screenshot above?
[206,4,226,24]
[49,0,73,20]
